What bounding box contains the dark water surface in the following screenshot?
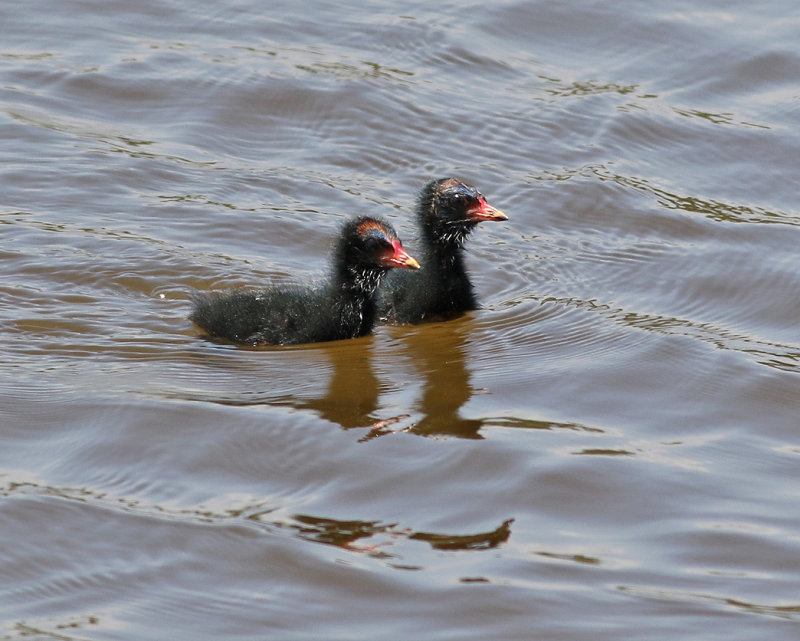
[2,1,800,639]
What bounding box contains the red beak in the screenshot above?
[466,197,508,222]
[384,241,421,270]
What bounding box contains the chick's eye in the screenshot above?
[363,234,390,252]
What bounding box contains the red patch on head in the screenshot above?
[356,219,387,236]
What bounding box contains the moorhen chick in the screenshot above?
[190,216,420,346]
[377,177,507,324]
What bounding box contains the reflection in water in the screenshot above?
[392,318,485,439]
[6,481,513,565]
[277,316,485,439]
[290,514,391,552]
[182,317,484,438]
[302,339,383,429]
[287,513,513,554]
[230,337,391,429]
[409,518,513,550]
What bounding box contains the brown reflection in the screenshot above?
[409,518,513,551]
[290,514,392,553]
[394,318,485,439]
[302,338,383,429]
[212,337,391,428]
[286,513,513,553]
[263,316,484,438]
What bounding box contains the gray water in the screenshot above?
[2,1,800,639]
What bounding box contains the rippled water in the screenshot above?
[2,1,800,639]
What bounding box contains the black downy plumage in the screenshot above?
[191,216,419,346]
[378,178,507,324]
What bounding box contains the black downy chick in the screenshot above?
[378,178,507,324]
[191,216,420,346]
